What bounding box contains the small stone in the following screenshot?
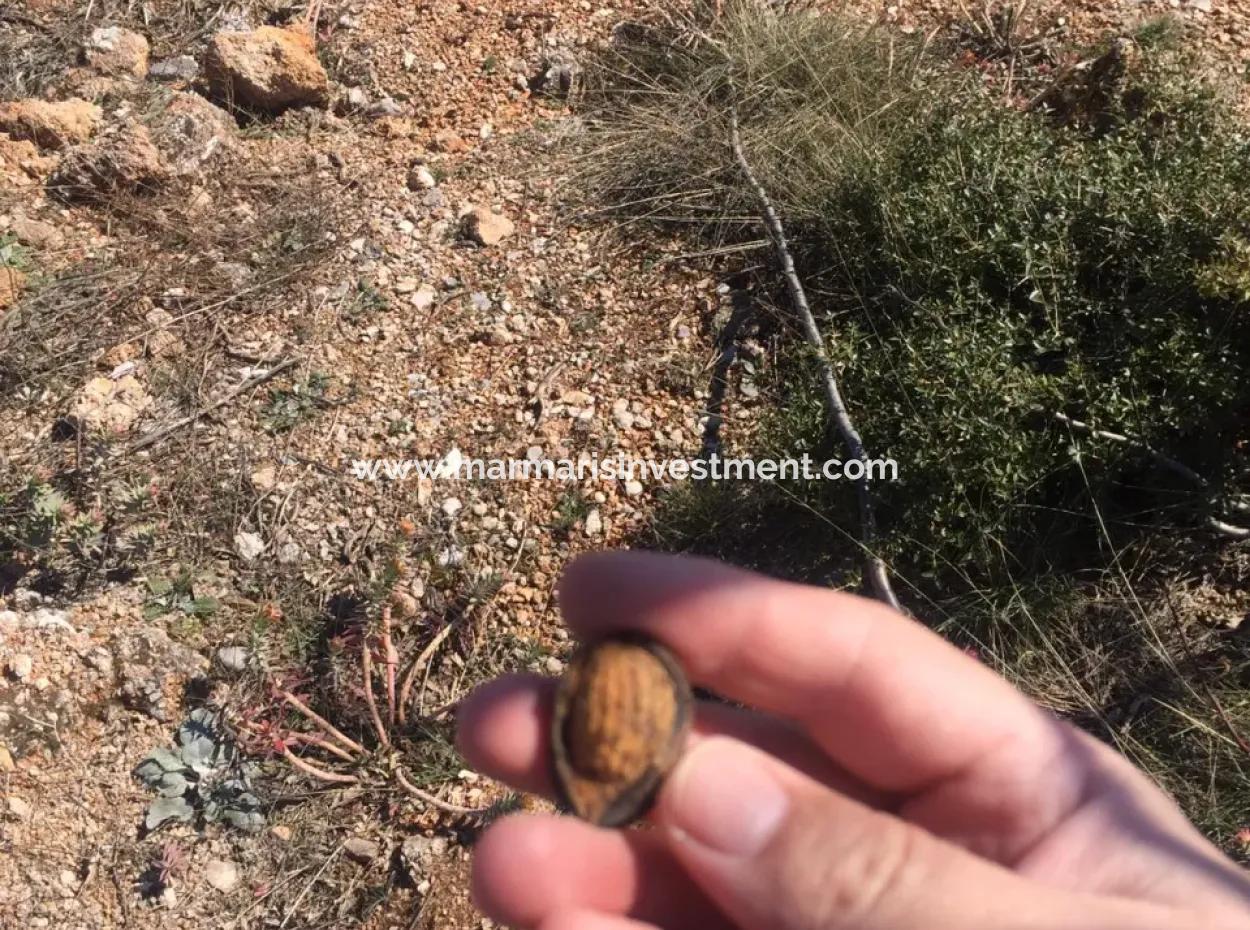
[401,834,448,882]
[148,55,199,82]
[7,796,31,819]
[367,96,404,119]
[442,497,462,517]
[204,859,239,893]
[624,480,644,498]
[344,837,381,864]
[460,207,515,247]
[408,165,437,190]
[390,590,419,618]
[0,745,14,772]
[9,215,64,250]
[216,645,249,672]
[545,656,565,675]
[470,291,492,312]
[433,129,469,153]
[271,825,292,842]
[584,509,603,537]
[410,285,437,311]
[234,531,265,562]
[251,466,277,490]
[9,654,33,681]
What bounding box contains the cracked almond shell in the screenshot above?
[551,633,693,827]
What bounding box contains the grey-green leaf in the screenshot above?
[134,747,186,787]
[145,795,194,830]
[156,770,190,798]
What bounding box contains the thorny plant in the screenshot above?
[233,607,499,819]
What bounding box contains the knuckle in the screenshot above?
[806,816,924,929]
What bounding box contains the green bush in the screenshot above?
[774,58,1250,586]
[582,4,1250,590]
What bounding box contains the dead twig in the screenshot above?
[381,606,399,725]
[1054,412,1250,539]
[728,104,902,611]
[397,620,459,724]
[119,358,298,457]
[394,766,490,817]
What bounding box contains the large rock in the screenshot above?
[0,98,101,151]
[82,26,150,78]
[50,123,169,199]
[205,26,329,113]
[149,92,235,175]
[108,624,207,721]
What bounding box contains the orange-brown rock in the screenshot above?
[204,26,330,113]
[0,134,58,184]
[551,635,692,826]
[0,98,101,151]
[50,124,169,200]
[460,206,515,247]
[82,26,150,78]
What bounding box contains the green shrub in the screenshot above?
[582,3,1250,591]
[774,57,1250,586]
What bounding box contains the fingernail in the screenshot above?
[663,738,789,857]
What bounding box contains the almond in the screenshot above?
[551,634,692,826]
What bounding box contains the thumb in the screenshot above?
[655,737,1173,930]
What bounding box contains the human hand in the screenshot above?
[457,551,1250,930]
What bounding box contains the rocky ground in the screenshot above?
[0,0,1242,927]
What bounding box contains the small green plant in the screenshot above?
[552,489,590,536]
[346,280,390,317]
[263,372,330,432]
[133,706,264,832]
[0,233,30,270]
[144,572,219,620]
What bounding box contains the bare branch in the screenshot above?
[394,767,490,817]
[120,358,298,457]
[1055,412,1250,538]
[728,105,901,611]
